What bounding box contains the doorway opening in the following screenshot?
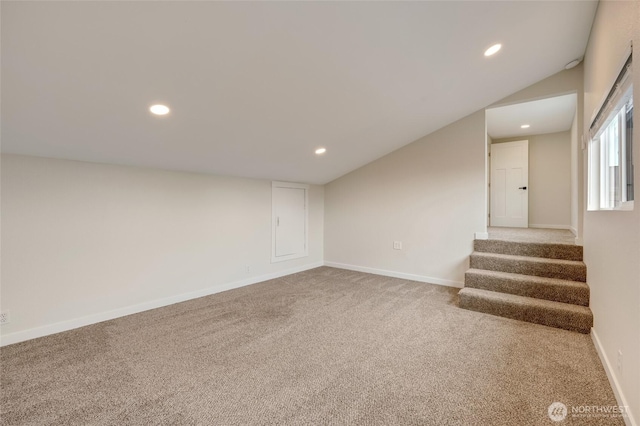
[486,93,578,233]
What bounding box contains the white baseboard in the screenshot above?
[528,224,572,230]
[0,261,324,347]
[574,237,584,246]
[324,261,464,288]
[591,328,637,426]
[474,232,489,240]
[570,226,578,236]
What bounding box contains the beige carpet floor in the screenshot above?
[0,267,623,425]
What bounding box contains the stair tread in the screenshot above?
[466,268,588,288]
[474,239,583,261]
[484,238,578,248]
[471,251,585,266]
[458,287,592,314]
[470,251,586,282]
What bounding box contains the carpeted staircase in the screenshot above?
[458,238,593,333]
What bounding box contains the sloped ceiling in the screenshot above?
[487,94,578,139]
[1,1,597,184]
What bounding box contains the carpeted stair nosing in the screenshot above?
[465,268,590,306]
[474,239,583,261]
[458,287,593,333]
[470,251,586,282]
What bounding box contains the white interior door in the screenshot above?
[491,140,529,228]
[272,183,308,262]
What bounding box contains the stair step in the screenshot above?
[465,269,589,306]
[470,252,586,282]
[474,239,582,261]
[458,288,593,333]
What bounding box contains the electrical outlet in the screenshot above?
[617,350,623,373]
[0,311,10,325]
[393,241,402,250]
[245,265,251,273]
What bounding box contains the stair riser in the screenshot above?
[470,255,586,282]
[475,240,583,261]
[459,292,593,333]
[464,272,589,306]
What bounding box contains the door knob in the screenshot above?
[519,186,527,190]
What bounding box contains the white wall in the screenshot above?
[582,1,640,424]
[0,154,324,344]
[324,111,486,287]
[493,131,572,229]
[570,109,579,237]
[487,134,492,220]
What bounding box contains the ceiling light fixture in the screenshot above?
[484,43,502,57]
[565,58,582,70]
[150,104,170,115]
[315,148,327,155]
[521,124,530,129]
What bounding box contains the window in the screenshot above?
[588,53,634,211]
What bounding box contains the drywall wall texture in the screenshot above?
[487,135,492,219]
[493,131,572,229]
[0,154,324,342]
[583,1,640,423]
[571,109,579,236]
[324,110,486,287]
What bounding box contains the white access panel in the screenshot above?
[272,182,308,262]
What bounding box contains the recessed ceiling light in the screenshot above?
[565,58,582,70]
[521,124,531,129]
[484,43,502,57]
[315,148,327,155]
[150,104,170,115]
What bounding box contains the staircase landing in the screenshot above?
[488,226,576,245]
